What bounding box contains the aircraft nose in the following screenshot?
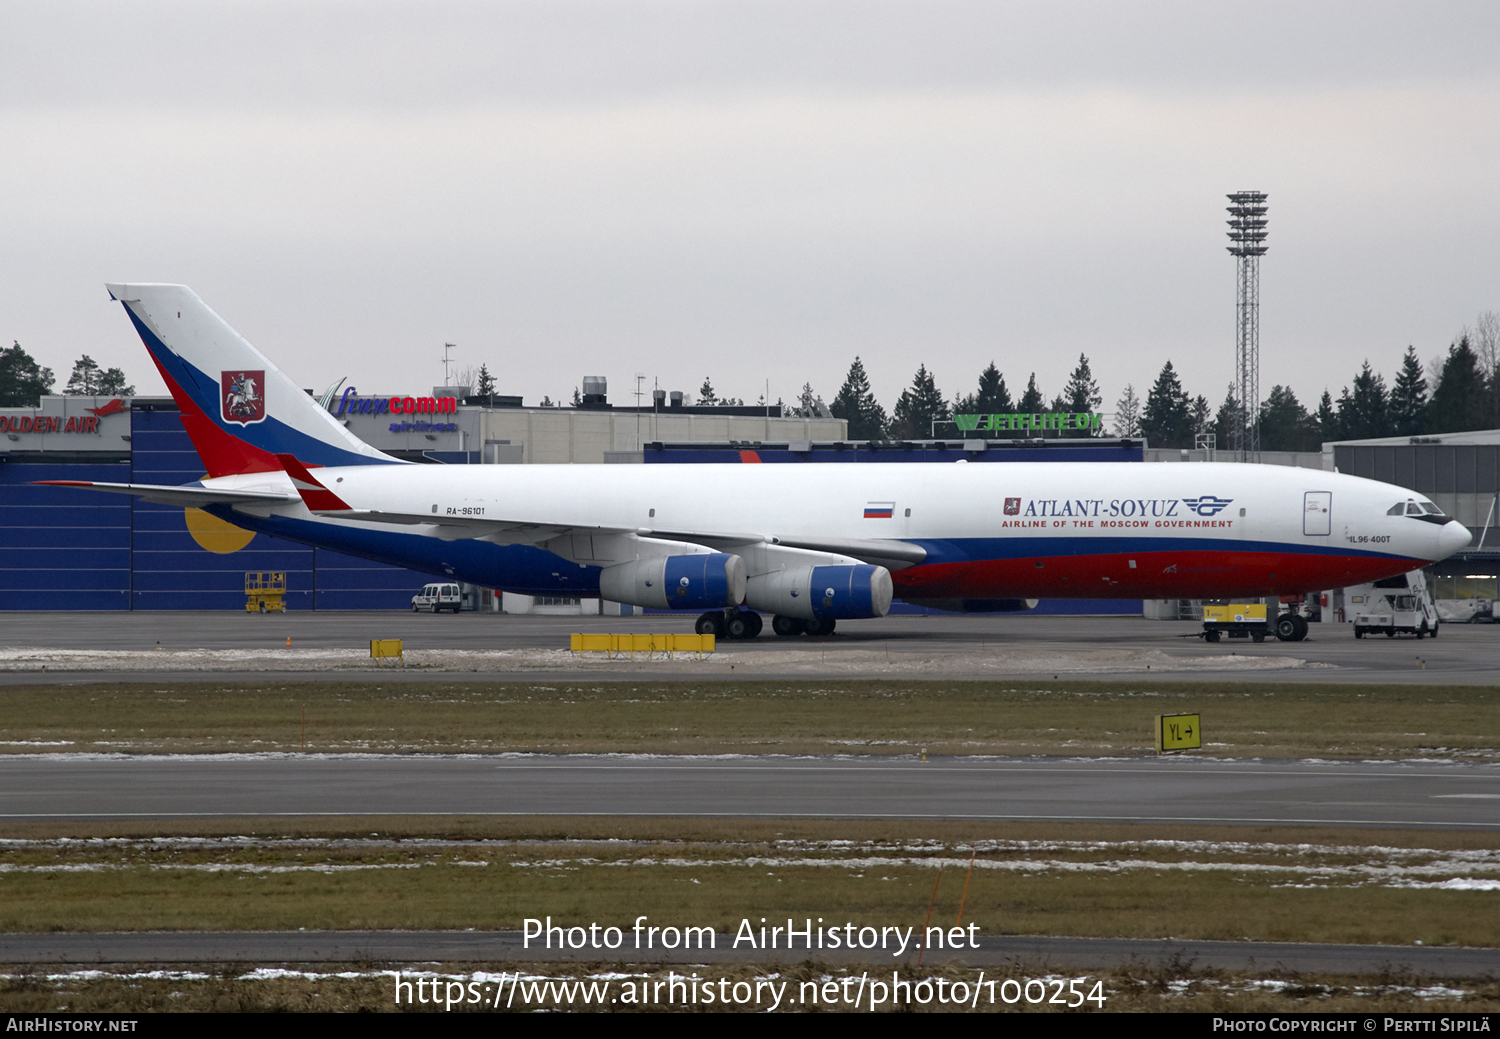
[1437,519,1472,559]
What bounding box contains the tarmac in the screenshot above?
[0,612,1495,685]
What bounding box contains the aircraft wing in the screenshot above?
[32,480,299,508]
[314,508,591,544]
[309,510,924,568]
[279,453,924,566]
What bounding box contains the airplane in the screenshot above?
[38,283,1473,641]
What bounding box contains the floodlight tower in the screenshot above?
[1226,191,1268,463]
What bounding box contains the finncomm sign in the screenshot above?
[953,412,1104,434]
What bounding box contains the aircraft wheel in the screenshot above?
[695,612,726,637]
[772,615,804,637]
[804,616,836,637]
[1204,630,1221,643]
[1274,616,1297,641]
[1291,615,1309,641]
[745,611,763,637]
[726,613,755,640]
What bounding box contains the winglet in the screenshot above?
[276,453,351,511]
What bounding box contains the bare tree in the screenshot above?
[451,364,478,394]
[1471,311,1500,373]
[1112,384,1141,437]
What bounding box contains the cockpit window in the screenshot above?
[1388,503,1406,515]
[1420,501,1444,515]
[1407,503,1426,516]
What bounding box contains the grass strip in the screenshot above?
[1,679,1496,759]
[1,818,1495,947]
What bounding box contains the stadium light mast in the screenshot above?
[1226,191,1268,463]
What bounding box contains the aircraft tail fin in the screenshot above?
[105,283,400,478]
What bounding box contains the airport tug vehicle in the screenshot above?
[1200,603,1310,643]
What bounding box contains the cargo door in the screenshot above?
[1303,491,1332,536]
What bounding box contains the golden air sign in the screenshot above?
[1,414,104,434]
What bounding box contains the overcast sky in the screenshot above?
[2,1,1497,416]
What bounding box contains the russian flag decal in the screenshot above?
[864,501,895,519]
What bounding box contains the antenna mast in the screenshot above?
[1226,191,1268,463]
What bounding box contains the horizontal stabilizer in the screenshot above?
[275,453,351,511]
[33,480,297,508]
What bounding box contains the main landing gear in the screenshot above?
[694,610,836,639]
[770,615,835,637]
[1274,614,1309,642]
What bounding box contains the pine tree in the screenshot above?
[891,364,948,439]
[1140,361,1192,448]
[952,362,1012,424]
[1112,384,1141,437]
[1212,385,1239,452]
[1429,335,1487,433]
[696,378,718,407]
[1190,394,1211,441]
[975,362,1012,414]
[1315,389,1340,441]
[1340,361,1391,439]
[1061,353,1101,438]
[475,364,496,400]
[97,367,134,396]
[830,356,888,440]
[1389,347,1428,436]
[65,356,102,395]
[0,341,54,407]
[1259,385,1319,452]
[1017,373,1045,414]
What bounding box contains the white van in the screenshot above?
[411,582,463,613]
[1347,570,1439,639]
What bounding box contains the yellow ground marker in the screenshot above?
[570,633,715,660]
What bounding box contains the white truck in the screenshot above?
[1347,569,1440,639]
[411,582,464,613]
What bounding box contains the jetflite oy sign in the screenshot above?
[953,412,1104,434]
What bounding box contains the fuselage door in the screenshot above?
[1303,491,1332,536]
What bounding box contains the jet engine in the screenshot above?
[598,553,747,610]
[746,564,893,621]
